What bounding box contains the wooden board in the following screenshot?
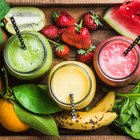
[0,0,138,140]
[7,0,124,5]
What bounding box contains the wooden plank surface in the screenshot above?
[0,1,139,140]
[0,135,134,140]
[7,0,124,5]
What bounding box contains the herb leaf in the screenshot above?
[13,84,61,114]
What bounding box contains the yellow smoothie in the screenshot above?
[48,61,96,110]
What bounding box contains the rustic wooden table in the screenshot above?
[1,0,138,139]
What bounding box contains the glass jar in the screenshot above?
[48,61,96,110]
[94,36,140,87]
[4,31,53,80]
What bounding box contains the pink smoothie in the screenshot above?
[99,41,137,79]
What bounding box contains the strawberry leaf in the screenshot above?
[55,44,64,51]
[77,49,87,55]
[90,11,103,26]
[75,20,83,32]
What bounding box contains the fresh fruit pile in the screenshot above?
[0,0,139,139]
[41,10,102,64]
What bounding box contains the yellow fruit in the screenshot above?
[54,111,117,130]
[0,99,30,132]
[87,91,115,113]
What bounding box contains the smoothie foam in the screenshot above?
[7,34,45,73]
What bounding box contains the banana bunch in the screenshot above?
[54,91,117,130]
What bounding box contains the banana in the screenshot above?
[87,91,115,113]
[54,111,117,130]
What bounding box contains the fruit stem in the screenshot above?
[48,39,60,46]
[75,20,83,32]
[1,68,12,97]
[116,93,140,97]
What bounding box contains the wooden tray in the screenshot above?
[1,0,137,139]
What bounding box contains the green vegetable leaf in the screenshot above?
[14,103,60,138]
[114,81,140,139]
[118,98,134,124]
[128,82,140,94]
[13,84,61,114]
[124,126,140,139]
[131,116,140,133]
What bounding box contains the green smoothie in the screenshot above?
[8,34,44,72]
[4,31,53,80]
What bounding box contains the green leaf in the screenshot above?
[118,98,133,124]
[14,103,60,138]
[130,116,140,133]
[38,84,49,93]
[113,81,140,139]
[13,84,61,114]
[129,82,140,94]
[124,126,140,139]
[114,121,140,139]
[0,0,10,21]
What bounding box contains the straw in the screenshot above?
[9,16,27,50]
[69,93,76,121]
[123,35,140,56]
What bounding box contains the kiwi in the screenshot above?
[5,7,46,34]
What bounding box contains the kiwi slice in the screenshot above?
[5,7,46,34]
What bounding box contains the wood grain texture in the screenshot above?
[0,135,133,140]
[6,0,124,6]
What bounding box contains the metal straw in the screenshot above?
[9,16,27,50]
[123,35,140,56]
[69,93,76,121]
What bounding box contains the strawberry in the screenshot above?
[82,10,102,31]
[76,45,96,65]
[41,25,59,40]
[53,11,76,28]
[55,44,70,59]
[61,21,91,49]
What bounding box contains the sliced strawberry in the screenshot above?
[76,45,96,65]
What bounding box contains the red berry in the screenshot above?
[55,44,70,59]
[53,11,76,28]
[76,45,96,65]
[82,11,102,31]
[61,21,91,49]
[41,25,59,40]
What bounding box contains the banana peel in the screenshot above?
[54,91,117,130]
[54,111,117,130]
[87,91,115,113]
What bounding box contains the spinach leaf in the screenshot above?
[114,81,140,139]
[13,84,61,114]
[128,82,140,94]
[119,98,134,124]
[14,103,60,138]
